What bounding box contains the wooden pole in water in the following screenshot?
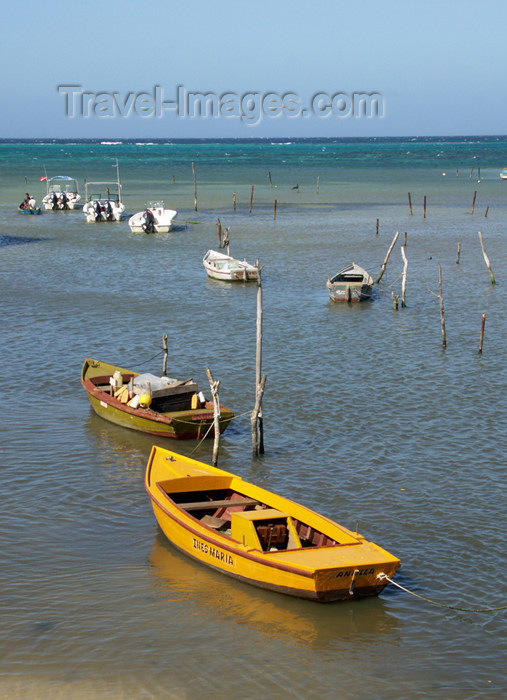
[423,195,427,218]
[253,265,265,455]
[403,231,407,247]
[376,230,399,284]
[456,168,459,177]
[251,374,266,457]
[485,205,489,218]
[376,218,379,236]
[162,334,168,376]
[478,231,496,284]
[471,190,477,214]
[205,367,221,466]
[456,242,461,264]
[192,162,197,211]
[217,218,222,247]
[233,191,236,211]
[478,167,481,182]
[273,199,277,220]
[478,313,486,354]
[268,172,273,187]
[249,185,254,213]
[438,263,446,349]
[391,292,399,310]
[401,245,408,307]
[316,176,320,194]
[408,192,413,215]
[470,167,474,178]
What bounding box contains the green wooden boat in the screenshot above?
[81,358,234,440]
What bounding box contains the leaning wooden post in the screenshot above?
[376,230,399,284]
[162,334,168,376]
[456,242,461,265]
[478,313,486,354]
[251,374,267,457]
[408,192,413,215]
[217,217,222,247]
[205,367,221,466]
[478,231,496,284]
[438,263,446,349]
[423,195,427,219]
[268,171,273,188]
[233,191,236,211]
[485,205,489,218]
[273,199,277,220]
[401,245,408,307]
[191,161,197,211]
[253,265,265,454]
[249,185,254,213]
[471,190,477,214]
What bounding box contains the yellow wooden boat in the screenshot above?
[81,358,233,440]
[145,446,401,602]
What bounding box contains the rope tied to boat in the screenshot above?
[378,574,507,612]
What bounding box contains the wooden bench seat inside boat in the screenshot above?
[178,497,261,511]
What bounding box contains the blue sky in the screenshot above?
[3,0,506,139]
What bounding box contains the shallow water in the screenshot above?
[1,138,506,699]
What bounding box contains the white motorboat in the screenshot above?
[203,249,259,282]
[128,203,177,233]
[41,175,81,210]
[326,262,373,302]
[500,168,507,180]
[83,161,125,222]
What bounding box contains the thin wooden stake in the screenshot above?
[470,167,474,178]
[456,168,459,177]
[268,171,272,187]
[253,266,265,454]
[478,231,496,284]
[205,367,221,466]
[273,199,277,220]
[438,263,446,349]
[478,167,481,182]
[376,218,379,236]
[376,230,399,284]
[478,313,486,354]
[249,185,254,213]
[391,292,399,310]
[162,334,168,376]
[485,205,489,218]
[401,245,408,307]
[192,161,197,211]
[456,242,461,265]
[404,231,407,247]
[424,195,427,218]
[408,192,413,215]
[471,190,477,214]
[316,176,320,194]
[217,217,222,247]
[233,191,236,211]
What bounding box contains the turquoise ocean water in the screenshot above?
[1,137,506,699]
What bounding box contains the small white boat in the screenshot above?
[83,161,125,222]
[42,176,81,210]
[327,262,373,302]
[500,168,507,180]
[203,249,259,282]
[128,203,177,233]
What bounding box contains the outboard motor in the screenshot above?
[60,192,69,210]
[50,192,58,210]
[93,200,102,221]
[104,199,114,221]
[142,209,155,233]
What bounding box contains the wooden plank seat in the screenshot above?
[178,497,260,511]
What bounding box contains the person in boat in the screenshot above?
[19,193,31,210]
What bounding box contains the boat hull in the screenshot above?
[327,282,373,302]
[81,358,233,440]
[145,447,401,602]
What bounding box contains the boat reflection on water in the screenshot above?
[149,535,400,650]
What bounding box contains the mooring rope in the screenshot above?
[130,349,166,368]
[378,574,507,613]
